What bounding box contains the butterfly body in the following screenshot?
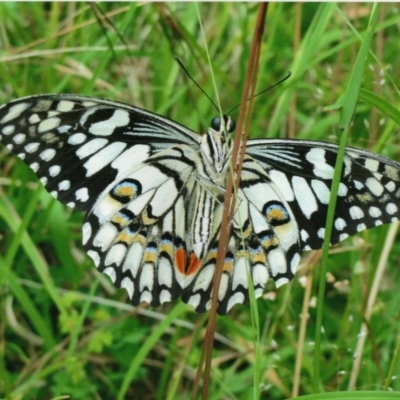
[1,94,399,314]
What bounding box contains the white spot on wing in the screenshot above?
[25,142,40,153]
[121,277,134,299]
[105,243,127,266]
[300,229,309,241]
[357,223,366,231]
[386,203,398,215]
[349,206,364,220]
[193,264,214,291]
[338,183,348,196]
[385,181,395,192]
[252,264,269,286]
[365,158,379,172]
[1,102,31,123]
[93,223,117,251]
[89,109,130,136]
[275,277,289,287]
[354,180,364,190]
[306,148,334,179]
[123,242,144,278]
[267,248,287,276]
[68,133,87,145]
[2,125,15,135]
[335,218,346,230]
[218,274,229,301]
[227,292,245,312]
[369,206,382,218]
[290,253,301,274]
[339,233,349,241]
[82,222,92,245]
[103,267,116,283]
[40,148,56,161]
[83,142,127,177]
[140,263,154,291]
[58,125,71,134]
[149,179,178,217]
[38,117,61,133]
[49,165,61,177]
[232,258,248,290]
[30,162,39,172]
[29,114,40,124]
[87,250,100,267]
[311,179,330,204]
[13,133,26,144]
[57,100,75,112]
[76,138,109,159]
[111,145,151,176]
[75,187,89,202]
[158,257,173,287]
[188,294,201,309]
[140,291,152,305]
[292,176,318,219]
[269,170,294,201]
[366,177,384,196]
[58,180,71,191]
[159,289,172,304]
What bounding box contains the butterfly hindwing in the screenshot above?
[82,145,200,307]
[182,156,301,314]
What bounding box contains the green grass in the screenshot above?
[1,3,400,399]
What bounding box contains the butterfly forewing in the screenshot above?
[2,94,400,314]
[0,95,200,211]
[246,139,400,250]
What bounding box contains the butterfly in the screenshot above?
[1,94,399,314]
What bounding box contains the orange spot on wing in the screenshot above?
[223,258,234,272]
[187,252,201,275]
[174,247,187,274]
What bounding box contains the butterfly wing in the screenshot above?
[82,145,201,307]
[0,94,200,211]
[246,139,400,250]
[0,94,204,308]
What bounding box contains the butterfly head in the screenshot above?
[210,115,236,135]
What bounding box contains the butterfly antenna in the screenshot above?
[227,71,292,114]
[174,56,220,113]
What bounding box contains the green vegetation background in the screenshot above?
[0,3,400,399]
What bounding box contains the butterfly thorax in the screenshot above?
[187,116,236,260]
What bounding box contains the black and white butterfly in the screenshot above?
[1,94,399,314]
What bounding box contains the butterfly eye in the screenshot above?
[225,116,236,133]
[210,115,236,133]
[210,116,222,131]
